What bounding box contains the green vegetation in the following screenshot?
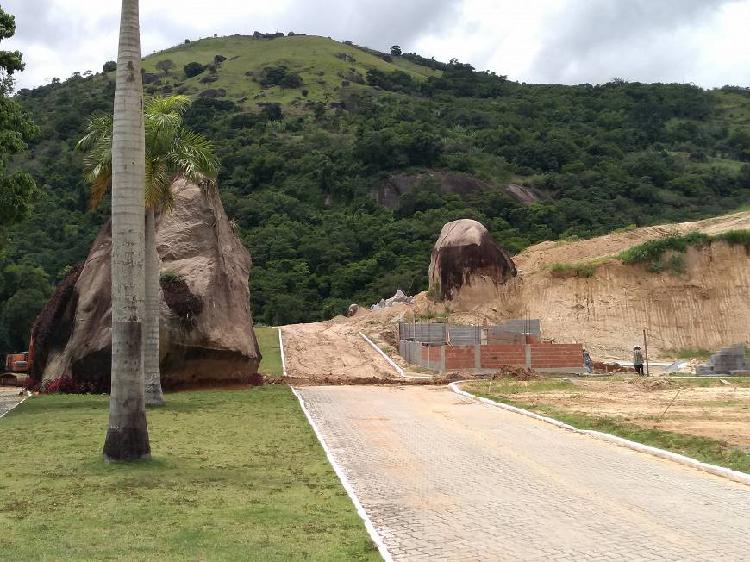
[715,229,750,247]
[617,229,750,273]
[668,347,713,360]
[549,262,598,278]
[0,388,378,561]
[4,34,750,335]
[463,381,750,472]
[0,7,38,249]
[256,326,284,377]
[471,378,575,395]
[618,232,711,265]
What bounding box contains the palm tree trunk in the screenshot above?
[103,0,150,461]
[144,207,165,406]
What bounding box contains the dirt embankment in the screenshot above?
[281,320,399,380]
[281,211,749,378]
[445,211,750,361]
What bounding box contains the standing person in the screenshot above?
[633,346,645,377]
[583,349,593,373]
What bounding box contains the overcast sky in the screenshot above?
[3,0,750,90]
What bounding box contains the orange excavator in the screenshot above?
[2,351,31,386]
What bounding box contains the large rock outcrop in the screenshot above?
[31,180,260,390]
[428,219,517,301]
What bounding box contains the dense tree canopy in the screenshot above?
[2,38,750,339]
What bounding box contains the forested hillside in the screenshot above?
[2,33,750,346]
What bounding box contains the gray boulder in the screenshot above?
[31,180,260,390]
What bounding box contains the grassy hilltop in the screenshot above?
[139,34,439,106]
[2,33,749,344]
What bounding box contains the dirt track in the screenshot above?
[281,321,399,381]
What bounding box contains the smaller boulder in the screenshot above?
[428,219,516,301]
[346,304,360,317]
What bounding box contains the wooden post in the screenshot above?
[643,328,650,377]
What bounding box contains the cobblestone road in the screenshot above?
[0,388,24,418]
[297,385,750,561]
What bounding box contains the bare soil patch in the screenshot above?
[499,378,750,449]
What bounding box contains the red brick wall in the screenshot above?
[445,346,475,369]
[530,344,583,369]
[480,345,527,368]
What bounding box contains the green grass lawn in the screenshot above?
[256,326,284,378]
[462,380,750,473]
[0,388,378,561]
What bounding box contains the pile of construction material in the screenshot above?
[697,345,750,376]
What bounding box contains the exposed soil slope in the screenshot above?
[282,320,399,381]
[446,211,750,361]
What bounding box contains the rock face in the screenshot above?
[374,171,490,210]
[31,180,260,390]
[428,219,517,301]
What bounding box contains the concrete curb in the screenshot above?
[278,327,288,377]
[359,332,406,378]
[0,395,28,420]
[291,387,393,562]
[449,382,750,488]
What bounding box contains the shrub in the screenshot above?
[549,262,597,278]
[715,229,750,248]
[102,61,116,73]
[618,232,710,265]
[184,62,206,78]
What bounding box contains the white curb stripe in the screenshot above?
[0,395,28,420]
[291,387,393,562]
[450,382,750,487]
[278,327,288,377]
[359,332,406,378]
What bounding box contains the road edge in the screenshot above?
[359,332,406,378]
[278,327,288,377]
[291,387,393,562]
[449,381,750,487]
[0,394,28,420]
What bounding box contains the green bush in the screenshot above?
[715,229,750,247]
[618,232,711,265]
[549,262,598,278]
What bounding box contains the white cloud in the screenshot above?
[2,0,749,90]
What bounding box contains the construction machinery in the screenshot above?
[2,352,30,386]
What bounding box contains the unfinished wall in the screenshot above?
[401,341,584,373]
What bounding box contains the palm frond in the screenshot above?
[144,158,173,211]
[168,129,220,188]
[145,95,191,117]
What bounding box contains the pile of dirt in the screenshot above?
[628,377,677,390]
[592,361,631,373]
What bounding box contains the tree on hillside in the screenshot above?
[104,0,150,461]
[390,45,402,56]
[155,59,174,76]
[184,62,205,78]
[78,95,219,406]
[0,7,38,250]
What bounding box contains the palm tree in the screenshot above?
[78,96,219,407]
[103,0,150,461]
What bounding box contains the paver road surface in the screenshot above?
[0,388,23,418]
[297,385,750,561]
